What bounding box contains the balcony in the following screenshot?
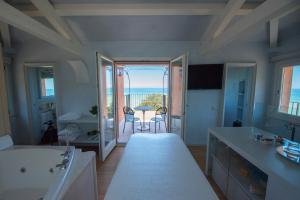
[117,93,168,143]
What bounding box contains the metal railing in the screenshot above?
[125,93,167,109]
[288,102,300,116]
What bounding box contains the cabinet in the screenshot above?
[210,136,267,200]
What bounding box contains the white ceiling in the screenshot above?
[6,0,300,44]
[66,15,212,41]
[7,0,265,5]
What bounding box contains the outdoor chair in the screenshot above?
[149,107,167,133]
[123,106,142,134]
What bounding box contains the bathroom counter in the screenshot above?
[11,145,98,200]
[206,127,300,200]
[60,149,98,200]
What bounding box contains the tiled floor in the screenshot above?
[94,145,226,200]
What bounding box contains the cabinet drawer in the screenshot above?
[227,174,250,200]
[212,156,228,194]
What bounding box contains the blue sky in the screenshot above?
[45,78,54,89]
[124,65,168,88]
[292,65,300,89]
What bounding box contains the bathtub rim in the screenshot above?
[0,145,76,200]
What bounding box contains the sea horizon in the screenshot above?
[124,87,167,95]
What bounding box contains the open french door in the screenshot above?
[96,53,117,161]
[168,54,188,140]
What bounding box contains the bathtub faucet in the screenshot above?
[61,148,71,158]
[56,158,69,170]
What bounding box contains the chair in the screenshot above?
[123,106,141,134]
[149,107,167,133]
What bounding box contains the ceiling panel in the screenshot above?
[7,0,265,6]
[66,15,213,41]
[278,9,300,42]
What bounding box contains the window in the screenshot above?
[279,65,300,116]
[39,68,55,98]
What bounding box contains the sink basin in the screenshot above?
[277,144,300,164]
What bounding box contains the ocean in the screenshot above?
[106,88,167,95]
[46,89,55,96]
[124,88,167,95]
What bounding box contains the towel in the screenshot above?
[58,124,81,142]
[58,112,81,121]
[0,135,13,150]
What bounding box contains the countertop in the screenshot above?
[208,127,300,190]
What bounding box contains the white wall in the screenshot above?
[11,42,97,144]
[224,67,253,127]
[263,37,300,143]
[11,40,271,145]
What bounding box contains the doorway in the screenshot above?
[97,54,188,160]
[24,64,57,144]
[221,63,256,127]
[115,63,169,143]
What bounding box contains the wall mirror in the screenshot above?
[221,63,257,127]
[24,63,57,144]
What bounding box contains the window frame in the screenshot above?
[272,58,300,122]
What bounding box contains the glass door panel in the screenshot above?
[168,54,188,139]
[97,54,116,160]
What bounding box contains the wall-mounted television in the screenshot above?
[188,64,223,90]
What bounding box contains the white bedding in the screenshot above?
[105,133,218,200]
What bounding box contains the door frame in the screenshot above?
[168,54,188,141]
[220,62,257,127]
[96,53,118,160]
[23,62,58,144]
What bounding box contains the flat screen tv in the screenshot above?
[188,64,223,90]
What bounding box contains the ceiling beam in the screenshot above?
[0,22,11,48]
[269,19,279,48]
[30,0,80,45]
[17,3,259,17]
[0,0,81,56]
[202,0,246,41]
[268,4,300,48]
[200,0,299,54]
[212,0,246,39]
[274,3,300,19]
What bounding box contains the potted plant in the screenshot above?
[89,105,98,117]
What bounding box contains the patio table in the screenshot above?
[134,105,153,131]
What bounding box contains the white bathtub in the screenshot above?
[0,147,75,200]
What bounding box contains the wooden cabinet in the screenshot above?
[63,152,98,200]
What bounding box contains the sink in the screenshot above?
[276,142,300,164]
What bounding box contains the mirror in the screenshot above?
[222,63,256,127]
[24,64,57,144]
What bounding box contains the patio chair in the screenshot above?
[149,107,167,133]
[123,106,141,134]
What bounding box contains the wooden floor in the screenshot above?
[95,145,226,200]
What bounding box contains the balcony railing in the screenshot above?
[288,102,300,116]
[125,93,167,110]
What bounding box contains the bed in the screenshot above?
[105,133,218,200]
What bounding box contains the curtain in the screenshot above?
[0,44,10,136]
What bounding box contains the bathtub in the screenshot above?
[0,146,75,200]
